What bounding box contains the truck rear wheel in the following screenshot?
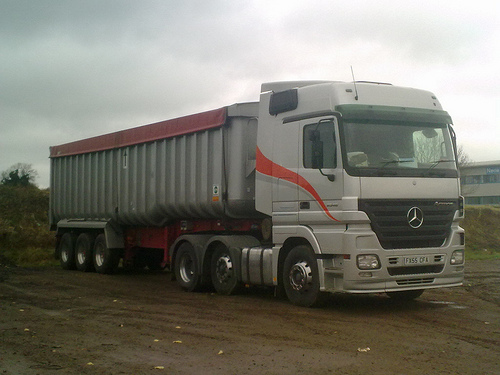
[211,244,240,295]
[174,242,201,292]
[59,233,76,270]
[283,245,325,307]
[93,234,119,274]
[75,233,95,272]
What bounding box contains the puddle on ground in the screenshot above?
[428,301,467,309]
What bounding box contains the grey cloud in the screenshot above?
[283,0,485,64]
[0,0,498,187]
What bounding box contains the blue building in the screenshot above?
[460,161,500,205]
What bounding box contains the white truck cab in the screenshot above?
[255,81,464,305]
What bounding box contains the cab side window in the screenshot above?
[303,121,336,169]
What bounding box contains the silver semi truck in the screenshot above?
[50,80,465,306]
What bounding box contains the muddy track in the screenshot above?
[0,260,499,374]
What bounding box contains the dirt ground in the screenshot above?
[1,259,499,375]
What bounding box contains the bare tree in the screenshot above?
[457,145,473,169]
[1,163,39,187]
[456,145,478,195]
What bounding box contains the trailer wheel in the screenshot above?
[93,234,119,274]
[59,233,76,270]
[386,289,424,301]
[75,233,95,272]
[283,245,325,307]
[211,244,240,296]
[174,242,201,292]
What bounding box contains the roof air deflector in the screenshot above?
[269,89,298,116]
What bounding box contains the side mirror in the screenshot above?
[312,133,335,180]
[306,121,336,181]
[311,133,324,169]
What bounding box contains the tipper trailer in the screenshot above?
[50,80,465,306]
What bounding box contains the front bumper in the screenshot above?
[318,224,465,294]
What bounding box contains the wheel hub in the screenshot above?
[77,249,86,264]
[215,255,233,283]
[179,254,194,283]
[289,261,313,291]
[94,245,105,267]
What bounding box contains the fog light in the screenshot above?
[357,254,381,270]
[359,272,373,277]
[450,250,464,265]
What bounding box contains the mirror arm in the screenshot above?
[319,168,335,181]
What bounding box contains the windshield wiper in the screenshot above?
[427,159,455,171]
[372,159,414,176]
[379,159,414,168]
[423,159,456,177]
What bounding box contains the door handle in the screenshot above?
[300,202,310,209]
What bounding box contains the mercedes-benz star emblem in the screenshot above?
[407,207,424,229]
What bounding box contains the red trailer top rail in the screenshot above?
[50,107,227,158]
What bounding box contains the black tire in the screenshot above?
[283,245,325,307]
[59,233,76,270]
[75,233,95,272]
[211,244,240,296]
[174,242,201,292]
[93,234,120,274]
[387,289,424,301]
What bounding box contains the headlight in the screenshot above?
[357,254,381,270]
[450,250,464,265]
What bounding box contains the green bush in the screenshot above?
[1,183,499,266]
[461,205,500,259]
[0,185,55,266]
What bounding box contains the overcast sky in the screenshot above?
[1,0,499,187]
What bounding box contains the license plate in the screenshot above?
[404,256,430,265]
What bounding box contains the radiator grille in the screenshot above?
[359,199,457,250]
[388,265,444,276]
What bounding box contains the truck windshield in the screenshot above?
[341,121,458,178]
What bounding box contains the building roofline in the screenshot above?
[461,160,500,169]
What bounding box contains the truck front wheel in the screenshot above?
[283,245,325,307]
[174,242,201,292]
[93,234,119,274]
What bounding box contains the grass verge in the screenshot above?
[462,205,500,260]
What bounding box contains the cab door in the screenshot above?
[271,119,300,231]
[297,117,343,224]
